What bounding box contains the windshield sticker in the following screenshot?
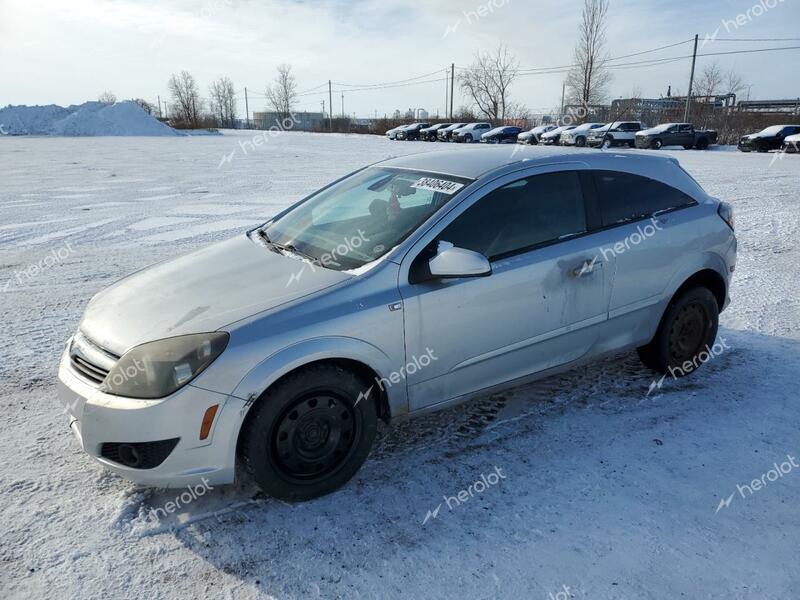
[411,177,464,195]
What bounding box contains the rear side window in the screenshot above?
[440,171,587,259]
[593,171,697,226]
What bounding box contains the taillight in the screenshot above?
[718,201,735,230]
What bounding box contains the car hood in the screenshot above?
[80,234,352,355]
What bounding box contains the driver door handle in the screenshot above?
[572,257,603,277]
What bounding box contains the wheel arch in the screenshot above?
[231,337,402,431]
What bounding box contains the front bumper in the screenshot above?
[58,346,244,488]
[634,137,653,149]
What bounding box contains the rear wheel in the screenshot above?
[696,138,710,150]
[637,286,719,375]
[239,364,377,502]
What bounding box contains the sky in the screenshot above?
[1,0,798,118]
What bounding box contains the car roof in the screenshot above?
[377,145,694,182]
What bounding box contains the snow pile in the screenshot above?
[0,101,180,136]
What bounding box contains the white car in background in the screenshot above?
[452,122,492,143]
[517,124,557,145]
[386,125,406,140]
[559,123,606,147]
[781,132,800,153]
[587,121,645,148]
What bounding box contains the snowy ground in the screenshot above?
[1,131,799,599]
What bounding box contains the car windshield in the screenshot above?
[650,123,677,133]
[261,168,470,271]
[758,125,785,135]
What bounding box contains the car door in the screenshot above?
[678,124,695,146]
[397,167,615,412]
[587,169,700,325]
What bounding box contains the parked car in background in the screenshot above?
[635,123,718,150]
[386,125,407,140]
[481,126,523,144]
[453,122,492,143]
[396,123,431,141]
[738,125,800,152]
[781,132,800,153]
[539,125,576,145]
[587,121,645,148]
[559,123,606,147]
[418,123,452,141]
[517,125,557,145]
[59,147,736,502]
[437,123,468,142]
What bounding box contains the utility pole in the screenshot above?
[244,87,250,129]
[450,63,455,119]
[341,92,344,118]
[157,95,162,118]
[328,80,333,132]
[445,68,449,119]
[684,34,699,122]
[560,82,566,118]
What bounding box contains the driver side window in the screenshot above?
[439,172,587,260]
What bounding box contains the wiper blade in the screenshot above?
[271,240,322,265]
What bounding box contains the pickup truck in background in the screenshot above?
[635,123,718,150]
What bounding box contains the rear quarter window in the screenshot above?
[592,170,698,226]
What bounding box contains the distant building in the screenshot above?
[251,111,325,131]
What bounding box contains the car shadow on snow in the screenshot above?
[115,329,800,593]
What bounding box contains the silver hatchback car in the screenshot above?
[58,147,736,500]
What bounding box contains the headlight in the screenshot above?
[100,332,229,399]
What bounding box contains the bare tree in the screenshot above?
[265,64,298,121]
[695,62,724,98]
[458,45,519,121]
[132,98,154,115]
[168,71,202,127]
[98,91,117,104]
[565,0,612,109]
[723,69,746,97]
[209,76,238,127]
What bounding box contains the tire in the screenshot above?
[637,286,719,375]
[530,138,538,145]
[683,144,694,150]
[756,141,768,153]
[651,139,663,150]
[239,363,378,502]
[696,138,709,150]
[464,134,473,143]
[601,136,612,149]
[575,136,586,147]
[627,141,635,148]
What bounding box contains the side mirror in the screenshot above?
[428,241,491,279]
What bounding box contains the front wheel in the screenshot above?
[575,136,586,147]
[239,364,378,502]
[637,286,719,375]
[651,139,663,150]
[464,134,473,143]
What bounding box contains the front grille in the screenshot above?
[100,438,180,469]
[68,332,118,387]
[70,354,109,384]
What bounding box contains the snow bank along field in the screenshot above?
[1,130,799,599]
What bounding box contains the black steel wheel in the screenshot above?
[637,286,719,375]
[239,364,378,501]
